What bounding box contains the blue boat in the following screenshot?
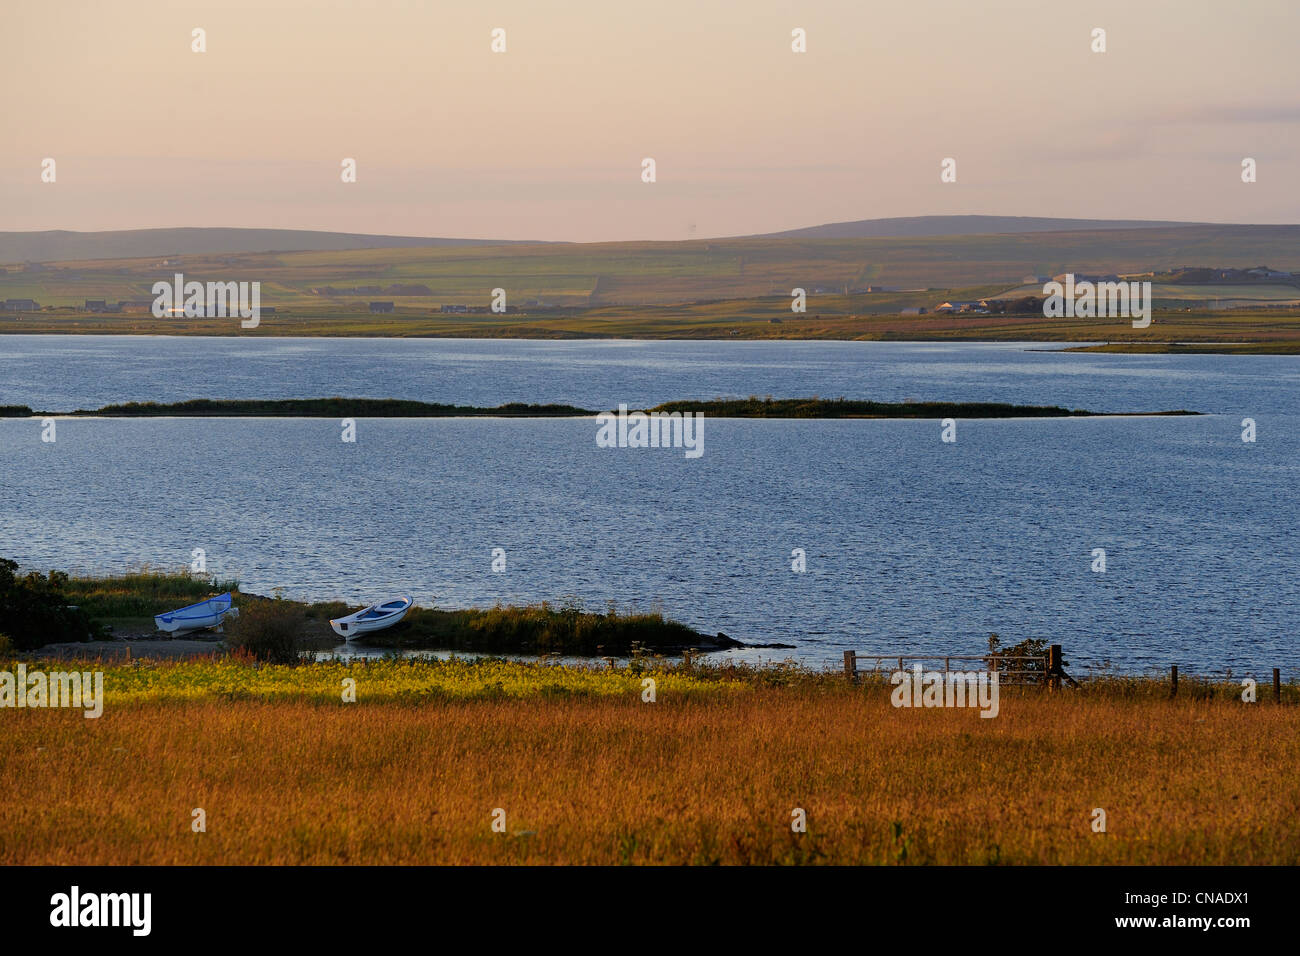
[154,592,239,634]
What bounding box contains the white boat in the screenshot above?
[155,592,239,634]
[330,596,414,639]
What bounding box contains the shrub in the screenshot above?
[987,633,1061,683]
[224,598,305,664]
[0,558,101,650]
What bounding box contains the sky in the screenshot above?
[2,0,1298,241]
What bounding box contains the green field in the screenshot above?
[6,300,1300,352]
[995,280,1300,305]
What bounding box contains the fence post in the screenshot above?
[1047,644,1062,691]
[1274,667,1282,703]
[843,650,857,683]
[1170,664,1178,699]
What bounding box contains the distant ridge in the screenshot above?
[0,227,544,265]
[751,215,1217,240]
[0,216,1281,266]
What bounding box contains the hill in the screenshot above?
[752,215,1214,240]
[0,216,1267,266]
[0,228,541,265]
[3,225,1298,308]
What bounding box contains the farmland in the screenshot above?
[3,224,1299,349]
[5,226,1300,307]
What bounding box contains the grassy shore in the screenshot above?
[48,569,732,655]
[1066,340,1300,354]
[2,656,1297,865]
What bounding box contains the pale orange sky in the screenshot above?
[2,0,1297,240]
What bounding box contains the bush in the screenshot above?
[987,633,1062,683]
[0,558,101,650]
[392,600,705,655]
[224,598,305,664]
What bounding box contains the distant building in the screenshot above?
[900,307,927,316]
[934,301,980,313]
[118,299,154,311]
[439,304,468,313]
[369,302,394,313]
[1051,273,1120,284]
[84,299,107,312]
[2,298,39,311]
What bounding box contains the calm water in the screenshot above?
[2,334,1298,415]
[1,336,1297,675]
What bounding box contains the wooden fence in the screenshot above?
[841,649,1287,701]
[843,644,1074,688]
[1169,664,1284,701]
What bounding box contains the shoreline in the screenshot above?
[3,326,1299,353]
[4,324,1299,352]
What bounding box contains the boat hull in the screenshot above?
[330,596,413,639]
[154,594,238,635]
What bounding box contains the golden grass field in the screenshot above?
[2,658,1297,865]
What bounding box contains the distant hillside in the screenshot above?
[3,223,1299,308]
[0,228,541,265]
[0,217,1246,265]
[754,215,1215,240]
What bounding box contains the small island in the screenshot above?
[643,397,1200,418]
[0,396,1200,418]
